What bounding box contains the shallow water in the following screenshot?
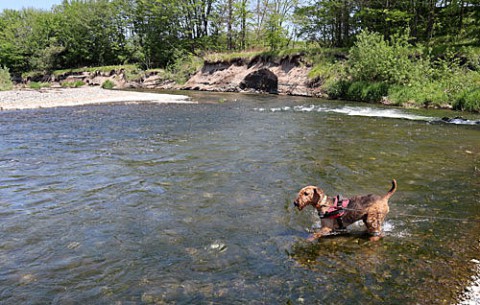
[1,92,480,304]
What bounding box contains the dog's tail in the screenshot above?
[385,179,397,199]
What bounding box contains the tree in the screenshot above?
[0,8,65,74]
[295,0,353,47]
[0,10,26,73]
[218,0,250,50]
[53,0,129,68]
[252,0,298,49]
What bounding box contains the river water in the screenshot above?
[1,92,479,304]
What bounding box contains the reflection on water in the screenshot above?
[0,92,479,304]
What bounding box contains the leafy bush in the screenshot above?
[348,30,428,85]
[388,82,448,108]
[387,72,480,111]
[362,82,390,102]
[0,66,13,91]
[101,80,115,89]
[61,81,85,88]
[453,88,480,112]
[324,79,350,99]
[309,59,347,83]
[325,30,480,111]
[345,81,365,100]
[166,50,203,84]
[327,80,389,103]
[53,65,138,78]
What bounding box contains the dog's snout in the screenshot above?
[293,201,299,207]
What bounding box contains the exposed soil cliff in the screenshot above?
[22,54,323,97]
[181,54,323,97]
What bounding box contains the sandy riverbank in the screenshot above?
[0,87,193,110]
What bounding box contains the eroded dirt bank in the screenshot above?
[22,53,323,98]
[180,54,323,97]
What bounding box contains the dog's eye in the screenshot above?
[304,191,309,196]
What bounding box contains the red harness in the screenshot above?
[320,196,350,219]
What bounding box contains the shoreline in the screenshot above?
[0,87,193,110]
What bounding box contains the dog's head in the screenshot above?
[293,186,326,211]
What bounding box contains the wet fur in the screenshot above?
[293,180,397,241]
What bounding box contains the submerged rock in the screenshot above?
[440,117,480,125]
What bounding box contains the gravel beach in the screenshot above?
[0,87,192,110]
[456,259,480,305]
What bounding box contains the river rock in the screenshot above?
[440,117,480,125]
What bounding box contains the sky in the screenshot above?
[0,0,63,11]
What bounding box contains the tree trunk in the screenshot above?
[240,0,247,49]
[227,0,233,50]
[425,0,435,41]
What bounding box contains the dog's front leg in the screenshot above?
[307,229,333,241]
[307,219,334,241]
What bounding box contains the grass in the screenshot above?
[53,64,139,77]
[202,47,325,65]
[203,50,264,63]
[0,66,13,91]
[28,82,51,90]
[454,88,480,111]
[101,80,115,89]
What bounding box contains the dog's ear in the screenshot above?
[312,187,321,203]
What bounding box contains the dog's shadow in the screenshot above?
[288,231,385,269]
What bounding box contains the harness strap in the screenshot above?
[319,195,349,219]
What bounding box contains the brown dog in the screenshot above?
[293,180,397,241]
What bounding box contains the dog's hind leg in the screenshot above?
[363,212,386,241]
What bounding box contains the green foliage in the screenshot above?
[326,81,389,103]
[321,30,480,111]
[348,30,428,85]
[204,50,264,63]
[295,0,480,48]
[294,0,353,47]
[387,83,449,108]
[454,88,480,112]
[28,82,50,90]
[0,8,64,73]
[387,66,480,111]
[361,82,390,103]
[308,57,347,89]
[203,48,310,65]
[1,0,480,77]
[323,79,349,99]
[0,66,13,91]
[166,49,203,84]
[53,65,138,77]
[53,0,126,68]
[265,13,288,50]
[101,80,115,89]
